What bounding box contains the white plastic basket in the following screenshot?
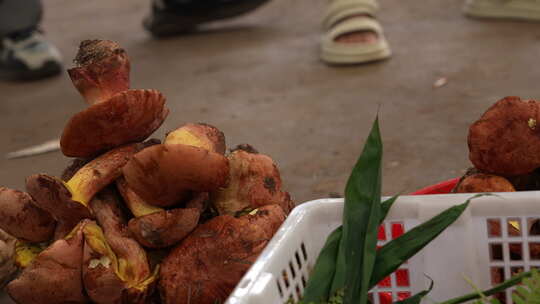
[227,192,540,304]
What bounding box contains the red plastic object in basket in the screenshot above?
[410,178,459,195]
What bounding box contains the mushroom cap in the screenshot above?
[123,144,229,207]
[468,96,540,175]
[128,208,200,248]
[212,148,294,215]
[159,205,285,304]
[165,123,226,154]
[68,40,130,105]
[453,173,516,193]
[7,221,88,304]
[74,40,123,67]
[26,174,93,237]
[0,187,56,242]
[61,89,169,158]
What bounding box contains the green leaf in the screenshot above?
[489,298,501,304]
[440,270,531,304]
[302,226,343,303]
[380,194,399,225]
[331,117,384,304]
[370,194,485,287]
[392,278,433,304]
[511,268,540,304]
[512,295,525,304]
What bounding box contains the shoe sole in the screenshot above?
[464,3,540,21]
[321,48,391,65]
[321,39,392,66]
[144,0,271,37]
[0,61,62,82]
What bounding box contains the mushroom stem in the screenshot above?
[68,40,130,105]
[13,240,46,269]
[83,189,156,303]
[116,177,163,217]
[65,143,140,205]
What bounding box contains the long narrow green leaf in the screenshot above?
[301,193,398,303]
[331,117,384,304]
[439,270,531,304]
[393,279,433,304]
[380,194,399,225]
[302,195,397,303]
[370,194,485,287]
[302,226,343,303]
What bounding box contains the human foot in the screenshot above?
[320,12,391,65]
[332,14,379,44]
[0,29,62,81]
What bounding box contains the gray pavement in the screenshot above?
[2,0,540,302]
[2,0,540,208]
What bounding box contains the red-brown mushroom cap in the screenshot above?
[123,144,229,207]
[128,208,200,248]
[26,174,93,237]
[159,204,285,304]
[165,123,226,155]
[68,40,130,105]
[468,96,540,175]
[7,220,88,304]
[212,147,294,215]
[61,89,169,158]
[119,178,205,248]
[454,173,516,193]
[0,187,56,243]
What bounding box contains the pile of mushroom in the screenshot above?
[455,96,540,193]
[0,40,292,304]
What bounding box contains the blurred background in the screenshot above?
[1,0,540,205]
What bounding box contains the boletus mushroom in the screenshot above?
[0,187,56,243]
[127,206,202,249]
[118,177,205,248]
[453,173,516,193]
[123,123,229,207]
[26,143,141,238]
[211,144,294,216]
[0,229,16,288]
[7,220,89,304]
[61,39,169,157]
[159,204,286,304]
[164,122,226,154]
[13,240,47,269]
[468,96,540,176]
[83,189,158,304]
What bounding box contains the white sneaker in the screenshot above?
[464,0,540,21]
[0,30,62,81]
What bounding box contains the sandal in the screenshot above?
[321,0,391,65]
[464,0,540,21]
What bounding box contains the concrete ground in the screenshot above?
[3,2,540,208]
[1,0,540,302]
[0,0,540,202]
